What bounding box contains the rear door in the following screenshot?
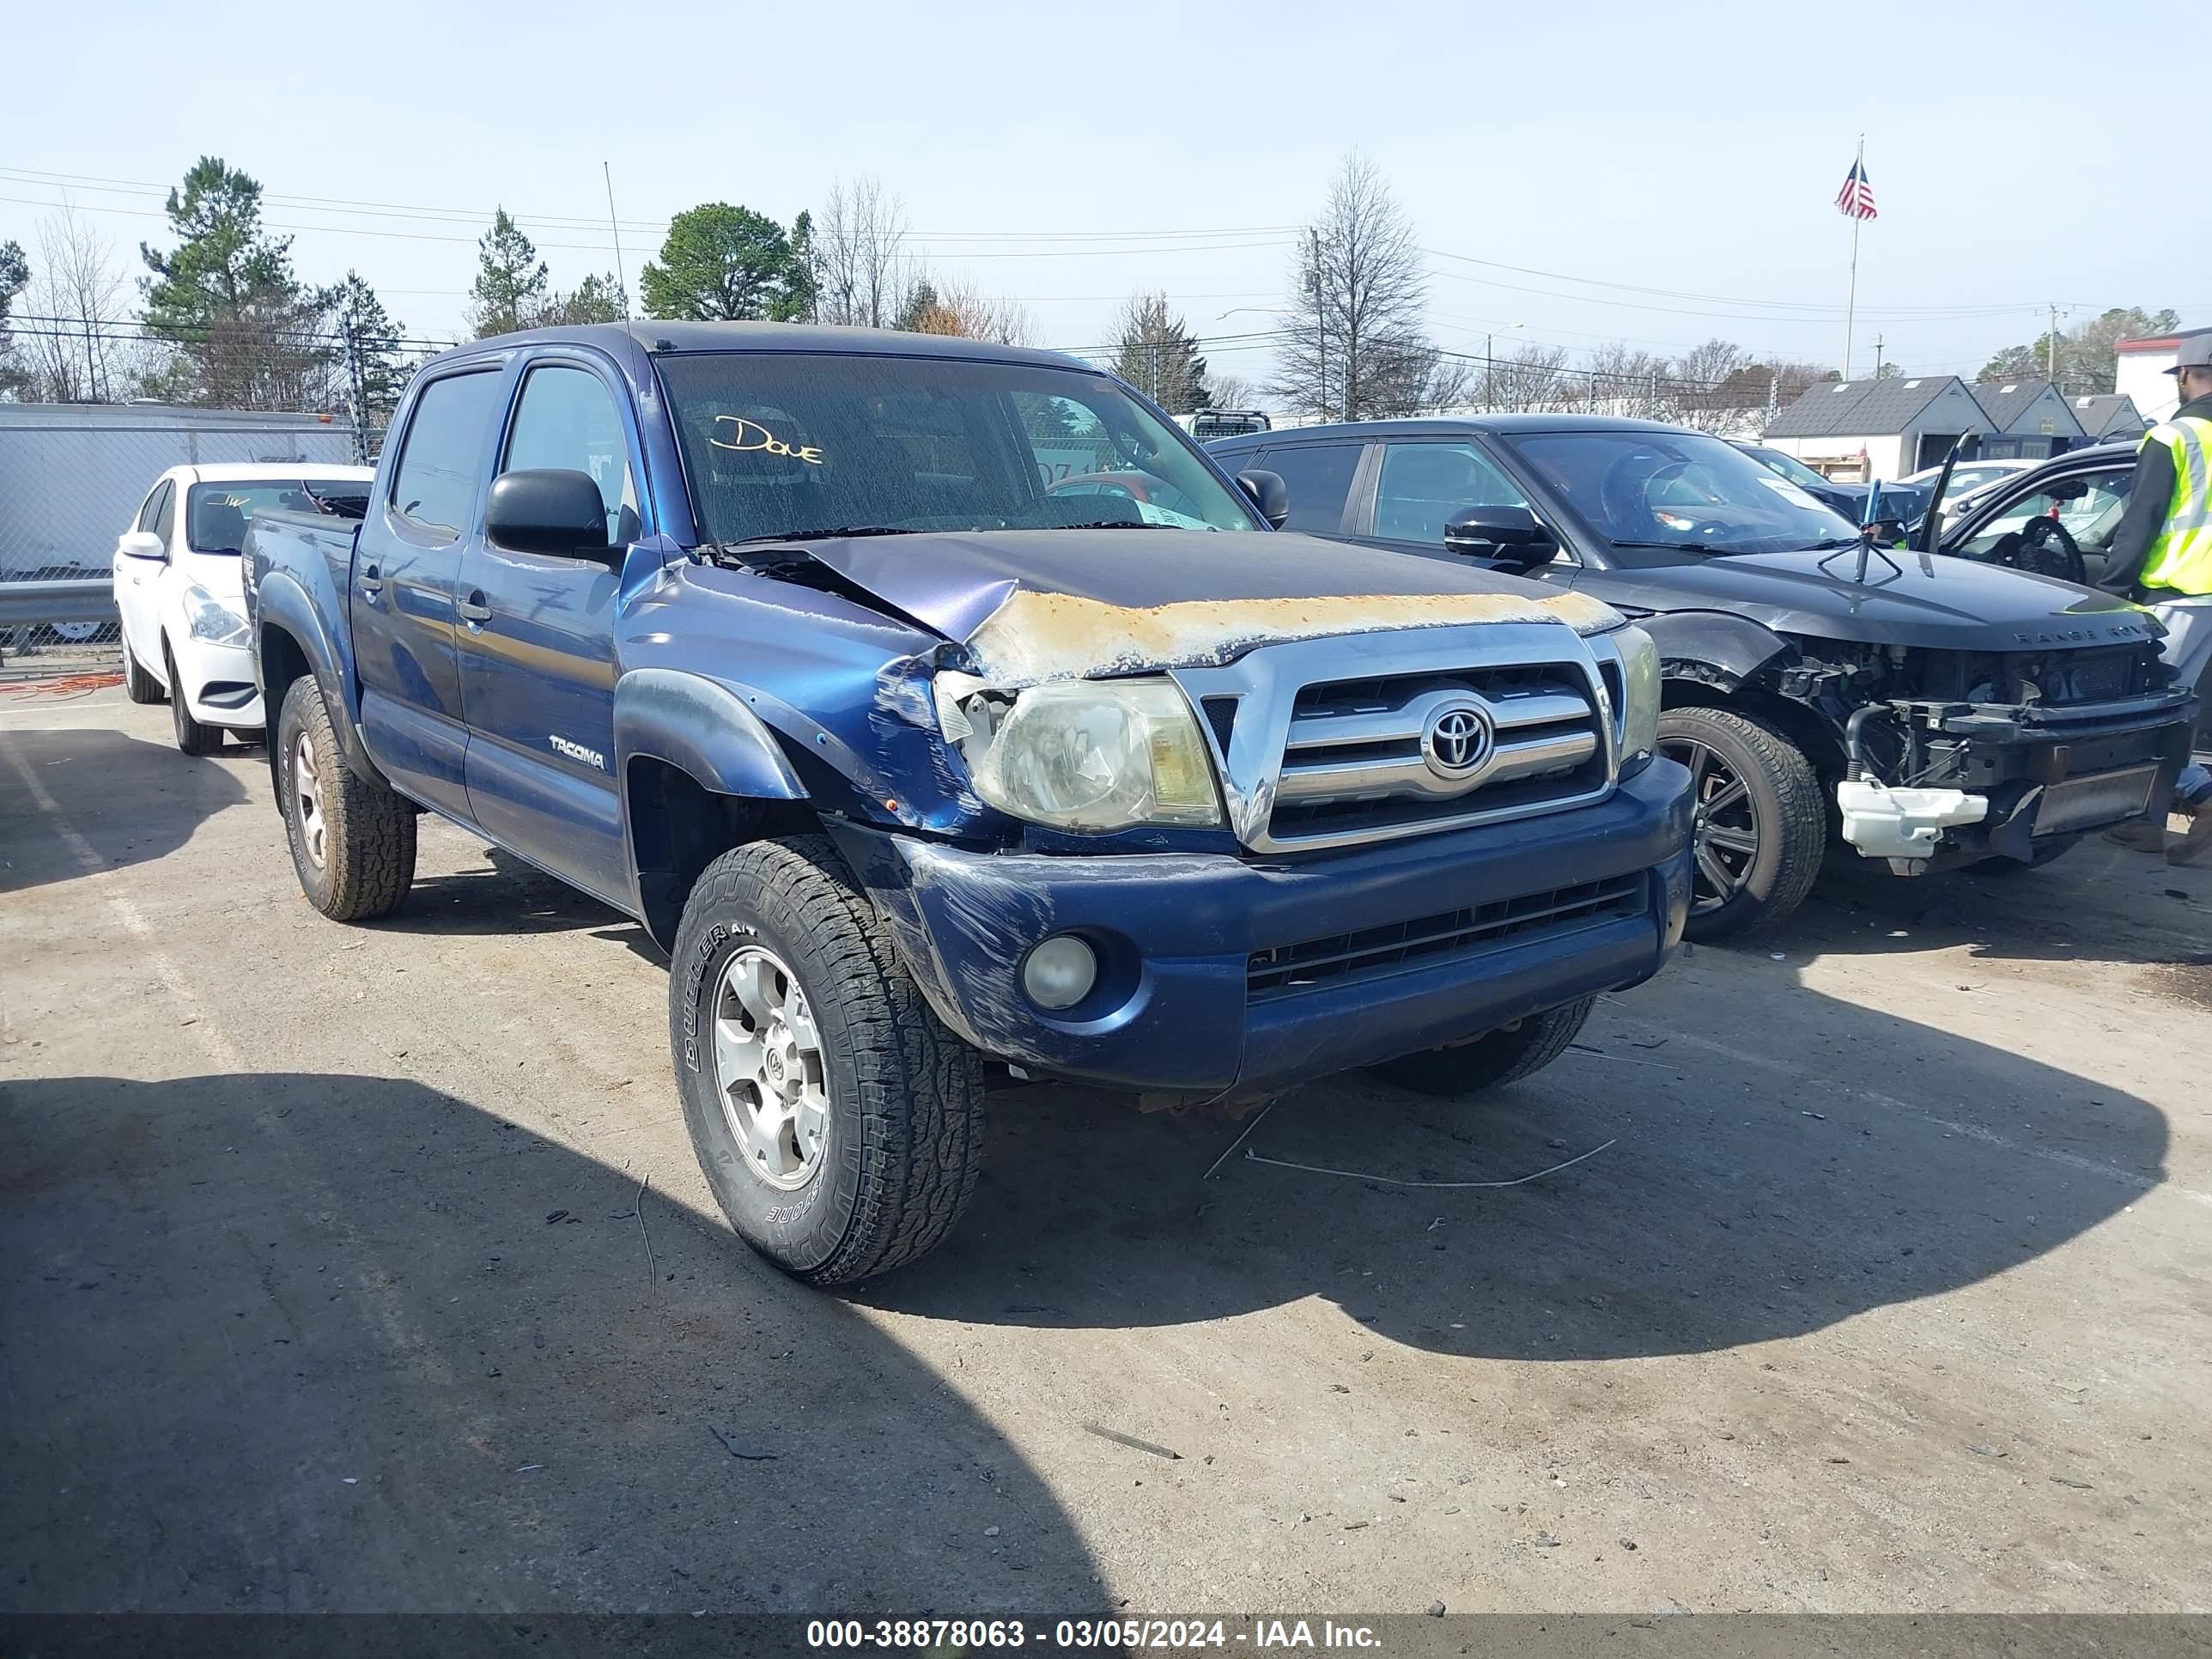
[455,353,641,906]
[352,364,509,820]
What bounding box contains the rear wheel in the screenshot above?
[670,836,985,1286]
[276,677,416,921]
[165,642,220,755]
[123,641,164,704]
[1656,706,1825,942]
[1370,998,1595,1097]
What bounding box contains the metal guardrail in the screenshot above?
[0,578,114,629]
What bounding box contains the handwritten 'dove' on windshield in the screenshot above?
[710,416,824,465]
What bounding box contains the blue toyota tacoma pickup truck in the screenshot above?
[242,322,1692,1285]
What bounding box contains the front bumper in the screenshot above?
[172,635,264,730]
[828,758,1693,1098]
[1854,695,2196,869]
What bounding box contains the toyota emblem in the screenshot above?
[1421,702,1493,777]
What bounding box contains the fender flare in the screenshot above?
[1637,610,1795,693]
[252,570,383,787]
[612,667,809,802]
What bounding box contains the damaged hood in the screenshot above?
[801,528,1621,685]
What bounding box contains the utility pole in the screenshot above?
[1485,331,1493,411]
[341,319,368,466]
[1873,335,1885,378]
[1309,228,1327,422]
[2047,302,2059,384]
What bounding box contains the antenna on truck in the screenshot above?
[604,162,632,321]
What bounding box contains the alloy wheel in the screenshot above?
[292,730,327,870]
[1659,735,1760,915]
[710,945,830,1190]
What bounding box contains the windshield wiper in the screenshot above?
[1807,537,1863,550]
[1609,540,1717,553]
[1048,520,1177,531]
[730,526,921,545]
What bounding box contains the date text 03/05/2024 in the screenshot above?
[805,1619,1385,1649]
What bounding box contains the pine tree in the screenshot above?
[1111,292,1211,414]
[469,208,549,338]
[140,156,329,408]
[321,270,410,422]
[639,203,807,321]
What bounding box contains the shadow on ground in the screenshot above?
[864,973,2169,1364]
[0,1073,1100,1613]
[0,727,249,893]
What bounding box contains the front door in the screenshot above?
[457,357,640,906]
[114,478,173,671]
[351,365,509,820]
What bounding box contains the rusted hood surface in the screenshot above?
[803,528,1621,685]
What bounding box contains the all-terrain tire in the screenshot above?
[165,641,221,755]
[1658,705,1826,943]
[1369,997,1595,1097]
[123,641,165,704]
[276,677,416,921]
[669,835,986,1286]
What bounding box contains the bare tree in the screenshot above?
[1271,154,1444,419]
[16,209,133,402]
[1664,337,1754,432]
[1500,343,1577,412]
[1206,371,1255,410]
[1586,340,1669,416]
[907,277,1033,346]
[812,178,911,329]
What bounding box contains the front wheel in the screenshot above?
[276,678,416,921]
[1656,706,1826,942]
[670,836,985,1286]
[165,642,220,755]
[1369,998,1595,1096]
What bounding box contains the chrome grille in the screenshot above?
[1248,874,1647,998]
[1267,662,1610,846]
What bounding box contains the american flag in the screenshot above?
[1836,158,1878,221]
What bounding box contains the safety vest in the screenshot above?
[2139,414,2212,595]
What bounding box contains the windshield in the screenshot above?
[656,352,1264,546]
[185,480,369,553]
[1746,447,1832,491]
[1505,430,1858,556]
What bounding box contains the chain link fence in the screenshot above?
[0,407,366,674]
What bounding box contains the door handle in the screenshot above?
[358,562,383,599]
[457,591,493,626]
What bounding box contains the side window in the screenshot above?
[1960,470,2135,557]
[501,364,641,544]
[1252,443,1362,535]
[1374,442,1529,544]
[136,481,168,533]
[389,369,507,541]
[154,482,179,545]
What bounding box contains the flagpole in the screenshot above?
[1842,135,1863,379]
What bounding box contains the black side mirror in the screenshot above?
[1236,469,1289,529]
[485,469,614,560]
[1443,504,1556,572]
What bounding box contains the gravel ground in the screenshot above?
[3,684,2208,1617]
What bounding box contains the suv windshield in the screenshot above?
[185,480,369,553]
[1505,430,1857,556]
[1744,447,1832,491]
[656,351,1264,546]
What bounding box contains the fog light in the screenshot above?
[1022,935,1097,1012]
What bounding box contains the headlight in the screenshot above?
[184,584,248,647]
[961,677,1224,832]
[1612,623,1660,763]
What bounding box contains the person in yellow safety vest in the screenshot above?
[2102,333,2212,866]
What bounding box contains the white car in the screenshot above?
[1897,458,2038,511]
[113,464,374,753]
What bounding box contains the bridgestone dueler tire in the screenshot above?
[670,836,986,1287]
[276,678,416,921]
[166,641,220,756]
[1369,997,1595,1097]
[1659,705,1826,943]
[123,642,164,704]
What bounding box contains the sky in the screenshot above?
[2,0,2199,393]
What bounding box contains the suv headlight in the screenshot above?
[959,678,1224,832]
[183,584,248,647]
[1613,623,1660,763]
